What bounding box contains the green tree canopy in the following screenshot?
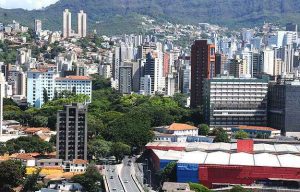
[234,130,249,139]
[5,136,54,154]
[21,169,43,192]
[104,111,154,150]
[198,124,210,136]
[189,183,211,192]
[88,138,112,160]
[110,142,131,162]
[212,128,230,143]
[160,161,177,184]
[0,160,26,189]
[72,165,103,192]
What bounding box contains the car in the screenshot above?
[112,188,116,191]
[124,180,128,183]
[110,176,114,179]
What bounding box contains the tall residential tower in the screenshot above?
[57,103,88,161]
[78,10,87,38]
[190,40,215,108]
[63,9,72,38]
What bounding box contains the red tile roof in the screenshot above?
[167,123,198,131]
[15,153,35,160]
[72,159,88,164]
[238,125,278,131]
[56,76,92,81]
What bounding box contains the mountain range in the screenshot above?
[1,0,300,35]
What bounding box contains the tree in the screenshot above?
[72,165,103,192]
[88,114,105,136]
[0,160,26,189]
[234,130,249,139]
[198,124,210,136]
[43,88,49,104]
[189,183,211,192]
[5,136,54,154]
[21,169,43,192]
[160,161,177,184]
[88,138,112,160]
[212,128,230,143]
[104,111,154,151]
[173,93,187,108]
[229,185,251,192]
[30,115,48,127]
[111,142,131,162]
[53,89,59,100]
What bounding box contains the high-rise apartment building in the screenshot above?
[215,53,227,76]
[119,66,132,94]
[190,40,215,108]
[268,80,300,137]
[27,68,92,108]
[34,19,42,33]
[77,10,87,38]
[203,76,269,127]
[57,103,88,161]
[143,52,164,94]
[63,9,72,38]
[260,47,275,76]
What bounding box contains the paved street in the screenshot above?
[121,157,141,192]
[105,164,124,192]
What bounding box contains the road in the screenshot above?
[105,164,124,192]
[120,157,141,192]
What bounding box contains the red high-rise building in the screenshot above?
[163,52,170,77]
[190,40,215,108]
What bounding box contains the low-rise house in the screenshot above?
[231,125,281,138]
[63,159,88,173]
[39,181,83,192]
[154,123,203,142]
[13,153,36,167]
[37,159,63,167]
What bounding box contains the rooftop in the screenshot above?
[168,123,198,131]
[56,75,92,81]
[237,125,279,132]
[72,159,88,164]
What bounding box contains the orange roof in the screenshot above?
[167,123,198,131]
[56,76,92,81]
[72,159,88,164]
[23,127,50,134]
[238,125,279,132]
[0,154,10,161]
[15,153,35,160]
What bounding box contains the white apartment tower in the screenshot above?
[34,19,42,33]
[63,9,72,38]
[78,10,87,38]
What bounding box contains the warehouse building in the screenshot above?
[149,148,300,189]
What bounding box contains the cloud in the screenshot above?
[0,0,59,10]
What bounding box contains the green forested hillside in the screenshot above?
[1,0,300,35]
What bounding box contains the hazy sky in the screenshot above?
[0,0,59,10]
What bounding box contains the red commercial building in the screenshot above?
[190,40,215,108]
